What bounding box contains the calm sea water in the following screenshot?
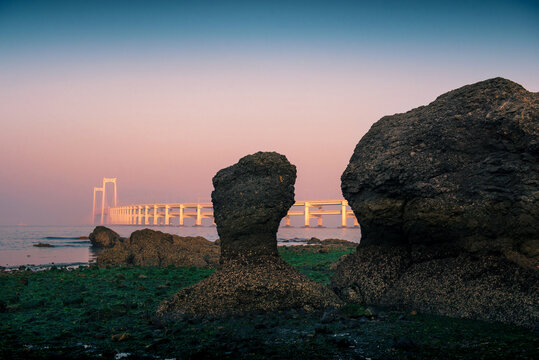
[0,225,361,268]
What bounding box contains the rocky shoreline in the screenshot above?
[1,245,537,360]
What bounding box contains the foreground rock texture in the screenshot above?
[334,78,539,326]
[158,152,341,317]
[97,229,219,268]
[212,151,296,260]
[89,226,122,248]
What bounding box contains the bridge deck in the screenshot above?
[104,199,358,227]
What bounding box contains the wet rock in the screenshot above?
[158,152,342,317]
[321,308,340,323]
[97,229,219,268]
[364,308,375,317]
[333,78,539,327]
[320,238,357,247]
[33,242,54,247]
[89,226,122,248]
[307,237,322,244]
[111,333,130,342]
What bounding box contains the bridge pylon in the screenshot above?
[91,177,118,225]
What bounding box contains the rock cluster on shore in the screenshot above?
[97,229,219,268]
[89,226,123,248]
[333,78,538,327]
[157,152,341,317]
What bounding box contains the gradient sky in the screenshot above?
[0,0,538,225]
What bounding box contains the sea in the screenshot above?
[0,225,361,269]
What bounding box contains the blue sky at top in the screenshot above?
[1,0,537,59]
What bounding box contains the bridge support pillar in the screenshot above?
[195,204,202,226]
[145,205,149,225]
[304,202,310,227]
[341,201,347,227]
[153,205,158,225]
[165,205,170,225]
[179,205,184,226]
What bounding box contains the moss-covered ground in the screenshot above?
[0,245,537,359]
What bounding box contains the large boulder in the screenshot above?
[158,152,341,317]
[89,226,122,248]
[97,229,219,268]
[333,78,539,327]
[341,77,538,248]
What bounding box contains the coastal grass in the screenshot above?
[0,245,537,359]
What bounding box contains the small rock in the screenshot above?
[307,237,322,245]
[364,308,376,317]
[111,333,130,342]
[89,226,122,248]
[33,243,54,247]
[321,309,339,323]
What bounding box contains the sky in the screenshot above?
[0,0,538,225]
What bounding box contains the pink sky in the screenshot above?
[2,1,538,224]
[1,52,538,224]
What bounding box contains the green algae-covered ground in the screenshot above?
[0,245,537,359]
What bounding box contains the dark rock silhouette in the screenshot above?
[97,229,219,268]
[212,151,296,260]
[89,226,122,248]
[333,78,538,327]
[33,242,54,247]
[158,152,341,317]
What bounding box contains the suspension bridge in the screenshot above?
[92,178,359,228]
